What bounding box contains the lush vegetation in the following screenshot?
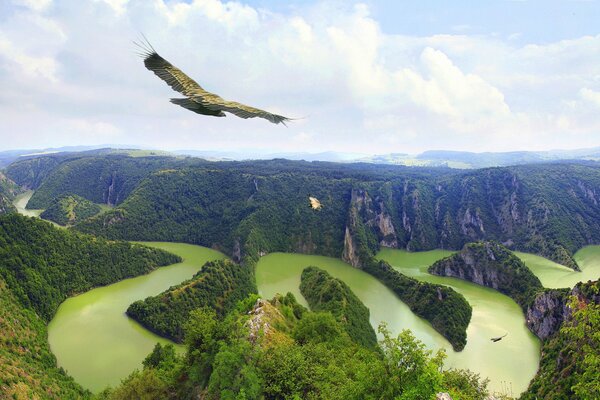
[0,172,20,214]
[363,258,472,351]
[127,259,256,343]
[0,277,90,399]
[6,153,207,209]
[40,194,102,226]
[300,266,378,349]
[429,241,544,310]
[9,152,600,269]
[522,281,600,399]
[0,192,15,215]
[0,214,180,321]
[102,294,491,400]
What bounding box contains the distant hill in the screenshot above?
[40,194,103,226]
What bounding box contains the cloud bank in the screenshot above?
[0,0,599,153]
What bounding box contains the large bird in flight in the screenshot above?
[135,39,291,125]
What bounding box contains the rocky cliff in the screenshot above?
[526,281,600,340]
[429,241,543,309]
[526,288,570,340]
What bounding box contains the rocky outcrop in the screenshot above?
[526,281,600,340]
[429,241,543,309]
[0,194,15,215]
[342,188,398,267]
[247,298,281,344]
[342,226,360,267]
[526,289,570,340]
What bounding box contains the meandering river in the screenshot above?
[13,190,43,217]
[257,251,540,397]
[47,243,225,392]
[15,193,600,395]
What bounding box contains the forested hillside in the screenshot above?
[429,241,544,310]
[127,259,256,342]
[0,214,180,320]
[300,266,378,349]
[40,194,102,225]
[0,278,89,399]
[0,214,182,398]
[0,172,20,215]
[57,155,600,269]
[522,280,600,399]
[103,294,491,400]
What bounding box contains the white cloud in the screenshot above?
[0,0,599,154]
[580,88,600,108]
[0,35,59,81]
[13,0,52,12]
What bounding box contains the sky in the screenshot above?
[1,0,599,155]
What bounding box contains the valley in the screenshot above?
[2,152,599,399]
[48,243,225,392]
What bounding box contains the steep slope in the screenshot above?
[127,259,256,343]
[0,172,20,215]
[6,153,208,209]
[300,266,378,349]
[73,161,600,270]
[0,278,89,399]
[106,294,490,400]
[0,214,181,398]
[0,213,180,320]
[428,241,543,310]
[0,193,15,215]
[522,280,600,399]
[40,194,102,226]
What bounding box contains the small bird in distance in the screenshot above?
[134,37,291,125]
[309,196,322,210]
[490,332,508,342]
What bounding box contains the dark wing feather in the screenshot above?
[142,51,207,98]
[196,96,291,125]
[170,98,225,117]
[138,41,291,125]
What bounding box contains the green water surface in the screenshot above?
[516,248,600,288]
[257,250,541,397]
[13,190,43,217]
[47,242,225,392]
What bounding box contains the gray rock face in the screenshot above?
[526,289,570,340]
[342,188,398,267]
[342,225,360,267]
[526,282,600,340]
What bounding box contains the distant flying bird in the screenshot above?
[134,38,291,125]
[308,196,322,210]
[490,333,508,342]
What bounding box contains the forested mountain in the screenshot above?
[40,194,102,226]
[429,241,544,310]
[300,266,378,349]
[0,214,180,321]
[127,259,256,343]
[0,214,180,398]
[103,294,491,400]
[66,158,600,271]
[6,154,206,209]
[522,280,600,399]
[0,277,88,399]
[0,172,20,215]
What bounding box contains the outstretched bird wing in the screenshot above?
[137,41,290,125]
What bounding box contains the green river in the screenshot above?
[47,243,225,392]
[13,190,43,217]
[14,194,600,395]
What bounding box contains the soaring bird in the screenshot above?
[490,333,508,342]
[135,39,291,125]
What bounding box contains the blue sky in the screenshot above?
[1,0,599,154]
